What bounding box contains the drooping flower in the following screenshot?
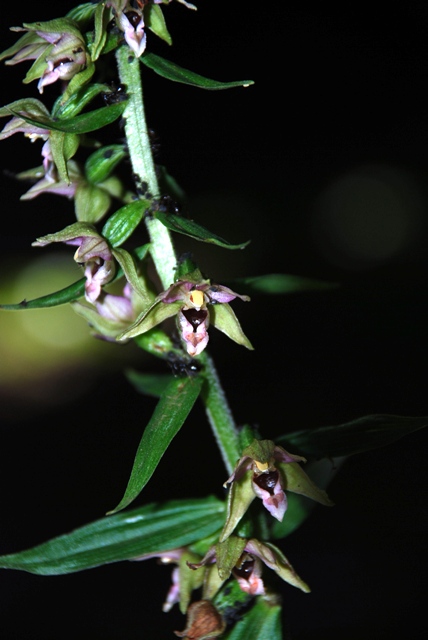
[32,222,116,304]
[220,439,334,541]
[131,546,205,614]
[0,18,88,93]
[187,535,311,601]
[117,267,253,356]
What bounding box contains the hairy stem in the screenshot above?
[116,46,241,472]
[116,45,176,289]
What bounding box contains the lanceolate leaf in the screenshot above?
[7,101,127,134]
[0,497,225,576]
[153,210,250,249]
[108,376,204,514]
[140,52,254,90]
[230,273,338,295]
[277,414,428,460]
[0,245,150,310]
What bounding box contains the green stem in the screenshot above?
[200,353,241,474]
[116,45,176,290]
[116,46,240,473]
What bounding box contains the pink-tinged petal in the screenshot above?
[163,566,180,612]
[84,260,116,304]
[208,285,250,304]
[273,445,307,465]
[235,573,265,596]
[223,456,254,486]
[252,469,287,521]
[96,293,134,322]
[178,308,209,356]
[160,280,192,304]
[119,11,146,57]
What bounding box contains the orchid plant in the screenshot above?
[1,2,427,639]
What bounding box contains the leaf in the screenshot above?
[221,596,282,640]
[153,210,250,249]
[140,52,254,89]
[7,101,127,134]
[0,497,225,575]
[0,278,85,310]
[0,245,149,310]
[230,273,339,295]
[277,414,428,460]
[101,200,147,247]
[107,376,204,514]
[85,144,127,184]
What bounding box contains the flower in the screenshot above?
[220,439,334,541]
[32,222,116,304]
[132,547,205,614]
[187,535,311,600]
[117,267,253,356]
[0,18,88,93]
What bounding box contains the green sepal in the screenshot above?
[90,0,110,60]
[178,550,205,614]
[66,2,97,26]
[0,497,225,575]
[153,209,250,249]
[85,144,127,184]
[221,595,282,640]
[215,536,247,581]
[7,101,127,134]
[219,470,255,543]
[111,246,155,306]
[242,440,276,464]
[230,273,339,295]
[101,200,148,247]
[49,129,80,183]
[74,181,112,222]
[117,299,182,342]
[278,462,334,506]
[0,29,38,62]
[107,375,204,514]
[145,4,172,46]
[277,414,428,460]
[141,52,254,90]
[210,302,254,351]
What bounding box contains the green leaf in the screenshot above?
[0,278,85,310]
[7,101,127,134]
[0,497,225,575]
[153,210,250,249]
[107,376,204,514]
[141,52,254,89]
[52,82,112,119]
[85,144,127,184]
[222,596,282,640]
[277,414,428,460]
[101,200,147,247]
[0,245,149,310]
[231,273,339,295]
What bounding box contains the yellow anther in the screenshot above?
[190,289,204,309]
[254,460,270,472]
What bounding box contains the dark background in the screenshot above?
[1,3,428,639]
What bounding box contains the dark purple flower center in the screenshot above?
[182,309,208,332]
[253,469,279,495]
[233,555,255,579]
